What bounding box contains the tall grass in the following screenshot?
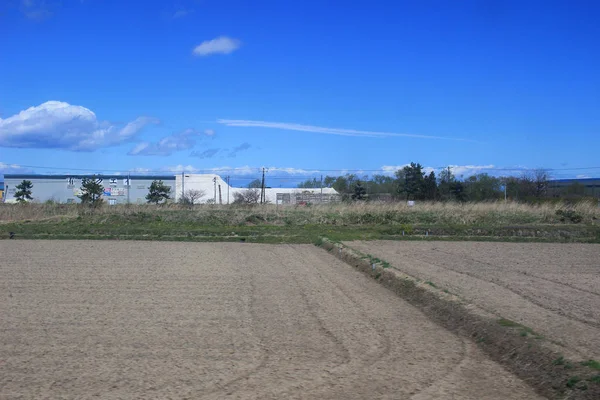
[1,200,598,226]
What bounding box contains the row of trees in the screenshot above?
[297,163,554,202]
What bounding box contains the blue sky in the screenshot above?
[1,0,599,184]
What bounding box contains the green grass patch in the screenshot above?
[581,360,600,370]
[497,318,522,328]
[497,318,543,339]
[425,281,437,288]
[566,376,581,388]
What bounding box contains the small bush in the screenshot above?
[556,209,583,223]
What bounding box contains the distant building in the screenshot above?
[176,174,339,204]
[2,174,176,204]
[2,173,340,205]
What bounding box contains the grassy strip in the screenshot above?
[2,216,599,243]
[317,239,600,399]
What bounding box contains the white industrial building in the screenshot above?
[2,173,339,205]
[176,174,339,204]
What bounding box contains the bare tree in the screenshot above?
[232,188,261,204]
[532,169,550,198]
[180,189,206,205]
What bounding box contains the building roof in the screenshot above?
[3,174,175,180]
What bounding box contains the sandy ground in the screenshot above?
[0,241,542,399]
[347,241,600,360]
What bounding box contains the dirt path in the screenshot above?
[347,241,600,360]
[1,241,542,399]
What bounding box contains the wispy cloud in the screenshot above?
[172,9,193,19]
[217,119,470,141]
[128,128,214,156]
[20,0,58,20]
[228,142,251,158]
[193,36,241,56]
[190,148,221,159]
[0,101,159,151]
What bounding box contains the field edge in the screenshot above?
[316,238,600,400]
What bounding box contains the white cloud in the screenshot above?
[217,119,469,141]
[131,167,151,173]
[576,174,591,179]
[265,167,321,175]
[381,164,496,177]
[128,128,212,156]
[164,165,200,173]
[448,164,495,177]
[204,129,215,136]
[192,36,241,56]
[203,166,321,176]
[0,162,30,174]
[0,101,159,151]
[155,166,321,176]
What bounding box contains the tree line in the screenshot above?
[297,163,562,202]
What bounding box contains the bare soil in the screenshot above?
[347,241,600,361]
[1,241,541,399]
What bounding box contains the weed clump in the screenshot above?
[556,209,583,223]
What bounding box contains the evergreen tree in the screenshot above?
[146,180,171,204]
[351,181,367,201]
[398,162,425,200]
[247,179,262,188]
[297,178,320,188]
[79,177,104,207]
[423,171,438,200]
[14,180,33,203]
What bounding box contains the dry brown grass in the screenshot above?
[1,200,598,226]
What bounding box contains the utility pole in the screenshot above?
[181,171,185,202]
[320,175,323,204]
[213,177,217,203]
[127,171,131,204]
[226,176,230,204]
[218,185,222,204]
[227,175,231,204]
[447,166,452,198]
[260,168,266,204]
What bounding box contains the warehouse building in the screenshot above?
[176,174,340,204]
[2,174,176,204]
[2,173,339,204]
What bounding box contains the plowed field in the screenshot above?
[1,241,541,399]
[347,241,600,360]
